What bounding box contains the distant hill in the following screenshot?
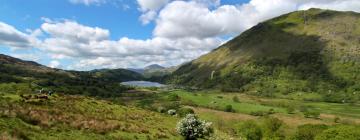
[128,64,177,80]
[168,9,360,102]
[145,64,165,70]
[0,54,143,97]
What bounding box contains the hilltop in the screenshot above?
[168,9,360,102]
[0,54,143,97]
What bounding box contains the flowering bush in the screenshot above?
[176,114,213,140]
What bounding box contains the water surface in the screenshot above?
[121,81,165,87]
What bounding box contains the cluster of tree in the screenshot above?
[238,117,360,140]
[0,64,139,98]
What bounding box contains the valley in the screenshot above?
[0,8,360,140]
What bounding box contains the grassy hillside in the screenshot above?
[0,54,143,97]
[168,9,360,103]
[0,85,180,140]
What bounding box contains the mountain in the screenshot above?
[128,64,165,74]
[0,54,143,97]
[144,64,165,70]
[168,9,360,102]
[127,64,175,80]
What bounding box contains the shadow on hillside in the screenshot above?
[170,20,350,91]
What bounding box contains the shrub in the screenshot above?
[178,108,195,117]
[238,120,263,140]
[232,96,240,103]
[262,117,285,139]
[176,114,213,140]
[163,102,180,110]
[224,105,234,112]
[168,94,180,101]
[250,111,268,116]
[315,125,360,140]
[334,117,340,123]
[268,108,275,114]
[292,124,328,140]
[304,110,320,119]
[287,105,296,114]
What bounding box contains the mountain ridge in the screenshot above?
[167,8,360,102]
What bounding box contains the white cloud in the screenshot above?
[10,53,41,62]
[69,0,106,6]
[137,0,170,12]
[1,0,360,70]
[41,20,109,43]
[140,11,157,25]
[36,19,222,69]
[154,0,360,39]
[0,22,38,48]
[48,60,61,68]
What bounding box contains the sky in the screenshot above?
[0,0,359,70]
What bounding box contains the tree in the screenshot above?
[293,124,328,140]
[225,105,234,112]
[239,120,263,140]
[176,114,213,140]
[315,125,360,140]
[178,107,195,117]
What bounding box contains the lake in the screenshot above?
[120,81,166,87]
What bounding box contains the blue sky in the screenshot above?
[0,0,359,70]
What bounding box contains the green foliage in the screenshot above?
[262,117,285,139]
[292,124,328,140]
[315,125,360,140]
[168,93,180,101]
[286,105,296,114]
[176,114,213,140]
[304,110,320,119]
[224,105,234,112]
[167,9,360,103]
[0,56,141,98]
[238,120,263,140]
[232,96,240,103]
[178,107,195,117]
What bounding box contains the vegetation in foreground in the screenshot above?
[0,86,180,140]
[117,88,360,140]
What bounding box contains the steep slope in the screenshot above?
[0,54,143,97]
[169,9,360,102]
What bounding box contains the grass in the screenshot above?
[0,92,182,140]
[172,90,286,114]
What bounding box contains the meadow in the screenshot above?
[118,88,360,139]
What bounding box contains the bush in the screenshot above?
[232,96,240,103]
[168,94,180,101]
[250,111,268,116]
[216,95,223,99]
[304,110,320,119]
[238,120,263,140]
[292,124,328,140]
[315,125,360,140]
[334,117,340,123]
[178,108,195,117]
[225,105,234,112]
[262,117,285,139]
[176,114,213,140]
[163,102,180,110]
[287,105,296,114]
